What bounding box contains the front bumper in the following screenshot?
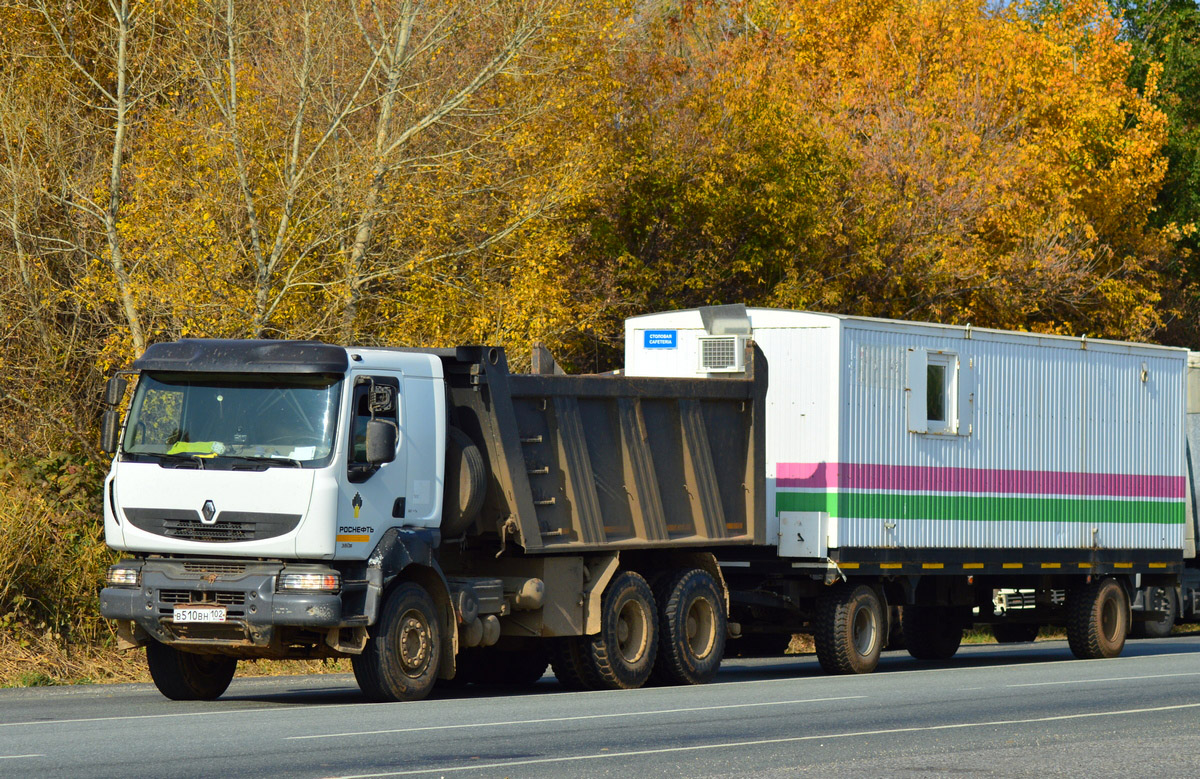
[100,558,345,649]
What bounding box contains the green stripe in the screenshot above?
[776,491,1185,525]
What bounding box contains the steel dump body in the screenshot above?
[438,345,768,553]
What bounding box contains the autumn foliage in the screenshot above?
[0,0,1194,662]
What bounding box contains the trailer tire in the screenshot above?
[146,642,237,701]
[353,582,441,702]
[1067,577,1129,659]
[991,622,1040,644]
[579,571,659,689]
[442,426,486,537]
[902,606,964,660]
[1131,587,1176,639]
[650,568,726,685]
[814,583,883,675]
[550,639,592,690]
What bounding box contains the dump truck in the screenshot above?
[99,306,1190,700]
[99,338,766,700]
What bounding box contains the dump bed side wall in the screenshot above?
[442,346,767,553]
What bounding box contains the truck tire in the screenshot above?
[1131,587,1176,639]
[353,582,441,702]
[1067,577,1129,659]
[442,426,487,537]
[550,638,592,690]
[146,641,237,701]
[902,605,963,660]
[578,571,659,689]
[991,622,1040,644]
[651,568,726,685]
[814,583,883,674]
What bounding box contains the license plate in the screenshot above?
[173,606,227,623]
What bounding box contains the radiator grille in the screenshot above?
[182,562,248,575]
[159,589,246,606]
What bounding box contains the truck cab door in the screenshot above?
[336,374,408,558]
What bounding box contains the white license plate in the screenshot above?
[173,606,228,623]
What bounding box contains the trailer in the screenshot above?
[625,306,1189,672]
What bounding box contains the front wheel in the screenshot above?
[353,581,441,702]
[1067,577,1129,659]
[814,583,883,674]
[146,641,237,701]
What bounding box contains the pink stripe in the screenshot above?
[776,462,1185,499]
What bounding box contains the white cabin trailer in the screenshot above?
[625,306,1189,567]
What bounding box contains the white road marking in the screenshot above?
[287,696,867,741]
[325,701,1200,778]
[0,754,42,759]
[1007,671,1200,688]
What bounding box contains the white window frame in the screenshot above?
[907,347,971,436]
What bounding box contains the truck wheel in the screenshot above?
[1131,587,1176,639]
[146,641,237,701]
[353,582,441,702]
[991,622,1040,644]
[579,571,659,689]
[550,639,592,690]
[651,568,726,685]
[1067,577,1129,659]
[814,583,883,674]
[902,606,963,660]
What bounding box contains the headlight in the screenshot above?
[106,566,141,587]
[278,572,340,592]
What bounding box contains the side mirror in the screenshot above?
[100,408,120,453]
[104,376,128,406]
[365,419,397,465]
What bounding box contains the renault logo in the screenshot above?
[201,500,217,525]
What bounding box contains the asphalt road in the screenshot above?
[3,636,1200,778]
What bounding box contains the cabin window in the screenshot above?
[907,348,965,435]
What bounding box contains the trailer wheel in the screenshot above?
[1131,587,1176,639]
[146,642,237,701]
[353,582,441,702]
[902,606,964,660]
[651,568,726,685]
[991,622,1040,644]
[550,639,592,690]
[579,571,659,689]
[1067,577,1129,659]
[814,583,883,675]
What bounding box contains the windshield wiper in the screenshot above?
[223,454,303,469]
[153,453,208,470]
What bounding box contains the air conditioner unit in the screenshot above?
[698,335,746,373]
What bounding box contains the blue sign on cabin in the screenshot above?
[644,330,677,349]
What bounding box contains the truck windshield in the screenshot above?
[121,373,341,467]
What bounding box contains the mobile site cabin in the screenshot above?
[626,306,1190,671]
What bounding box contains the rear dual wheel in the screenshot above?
[902,605,965,660]
[651,568,726,686]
